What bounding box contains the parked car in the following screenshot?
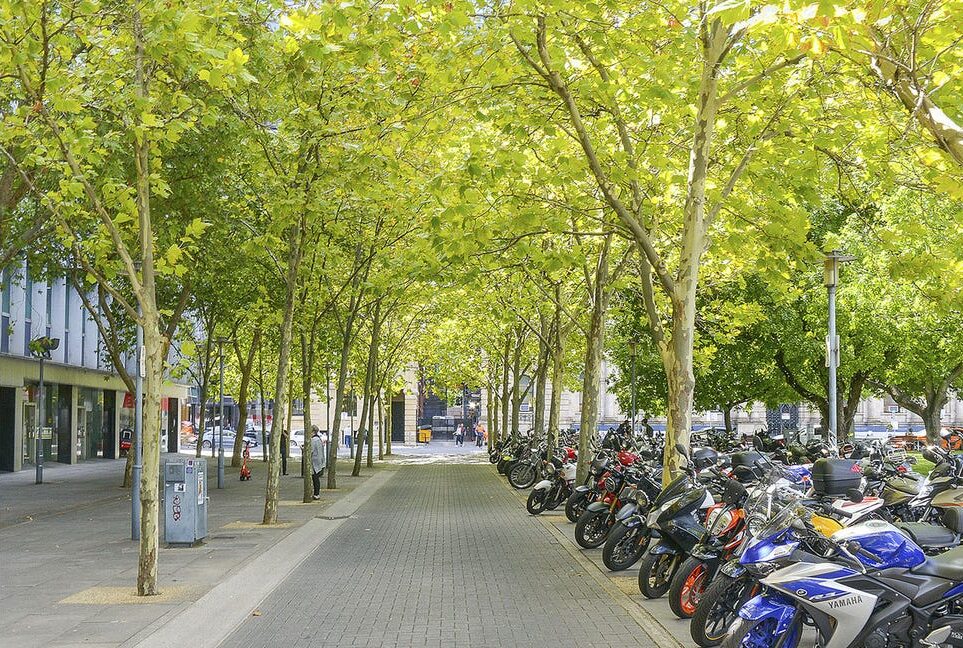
[200,427,237,449]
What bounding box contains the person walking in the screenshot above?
[281,428,289,475]
[474,422,484,447]
[455,423,464,446]
[311,426,326,500]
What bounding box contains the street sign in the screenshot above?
[825,334,840,367]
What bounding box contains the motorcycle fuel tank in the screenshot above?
[832,520,926,569]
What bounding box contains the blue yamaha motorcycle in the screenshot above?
[725,502,963,648]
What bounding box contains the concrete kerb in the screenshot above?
[126,468,398,648]
[496,469,685,648]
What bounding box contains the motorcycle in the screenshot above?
[638,444,722,599]
[601,467,664,571]
[667,478,749,618]
[574,462,635,549]
[725,506,963,648]
[527,449,577,515]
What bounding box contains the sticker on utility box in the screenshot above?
[174,483,186,492]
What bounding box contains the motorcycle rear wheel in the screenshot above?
[602,522,647,571]
[638,550,676,599]
[526,489,548,515]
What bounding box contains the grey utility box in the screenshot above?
[164,457,208,546]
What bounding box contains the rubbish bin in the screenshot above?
[164,457,208,546]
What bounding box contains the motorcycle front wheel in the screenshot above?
[508,462,537,489]
[565,491,589,522]
[722,616,802,648]
[668,556,710,618]
[574,509,612,548]
[690,573,756,647]
[526,489,548,515]
[638,550,677,599]
[602,522,647,571]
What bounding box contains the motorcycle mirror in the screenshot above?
[846,488,864,503]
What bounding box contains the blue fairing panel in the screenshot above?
[739,593,798,635]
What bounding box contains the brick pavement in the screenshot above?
[221,463,667,648]
[0,454,382,648]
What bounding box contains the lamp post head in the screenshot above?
[29,336,60,359]
[628,341,637,357]
[823,250,856,287]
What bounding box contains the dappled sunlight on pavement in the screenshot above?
[384,441,490,465]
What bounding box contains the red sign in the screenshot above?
[124,393,134,408]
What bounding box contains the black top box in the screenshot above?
[812,458,863,497]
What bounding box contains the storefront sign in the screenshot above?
[124,393,134,409]
[40,427,52,440]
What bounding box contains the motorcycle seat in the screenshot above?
[911,544,963,580]
[897,522,959,548]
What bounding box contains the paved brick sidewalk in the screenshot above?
[221,463,669,648]
[0,454,382,648]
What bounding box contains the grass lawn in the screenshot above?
[907,452,934,476]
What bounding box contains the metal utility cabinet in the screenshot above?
[164,457,208,546]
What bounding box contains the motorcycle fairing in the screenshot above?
[533,479,552,492]
[737,591,798,635]
[762,562,877,648]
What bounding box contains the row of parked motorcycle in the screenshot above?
[491,425,963,648]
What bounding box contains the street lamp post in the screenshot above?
[29,336,59,485]
[823,250,855,450]
[629,342,638,433]
[217,336,226,489]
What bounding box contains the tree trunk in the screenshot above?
[261,224,303,525]
[723,404,733,436]
[366,389,375,469]
[132,9,161,595]
[548,308,564,453]
[300,332,314,503]
[661,308,696,482]
[385,387,395,457]
[194,370,208,459]
[533,313,550,436]
[576,240,610,484]
[231,331,259,468]
[510,327,526,435]
[352,300,382,477]
[660,25,723,481]
[500,333,511,441]
[377,392,384,461]
[137,314,164,596]
[577,292,605,484]
[258,336,268,462]
[486,381,495,451]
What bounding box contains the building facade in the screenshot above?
[0,263,190,472]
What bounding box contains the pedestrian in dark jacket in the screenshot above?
[281,429,289,475]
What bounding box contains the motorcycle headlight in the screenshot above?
[707,510,734,535]
[604,477,618,492]
[747,562,779,577]
[635,490,649,507]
